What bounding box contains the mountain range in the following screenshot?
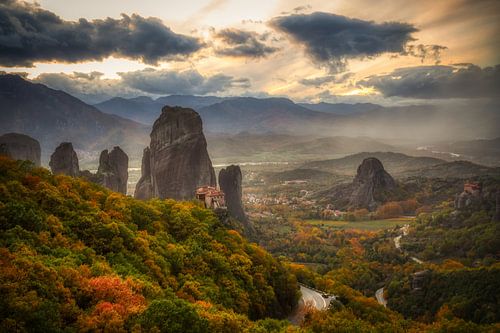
[94,92,500,144]
[0,75,149,164]
[2,74,499,168]
[94,95,224,124]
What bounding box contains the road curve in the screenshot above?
[375,287,387,307]
[288,285,331,324]
[300,285,328,310]
[376,223,423,306]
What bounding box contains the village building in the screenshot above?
[463,182,481,195]
[195,186,226,209]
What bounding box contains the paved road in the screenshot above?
[375,287,387,307]
[288,285,332,324]
[411,256,423,264]
[376,223,424,307]
[300,285,328,310]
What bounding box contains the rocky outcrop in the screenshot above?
[135,106,216,200]
[493,190,500,223]
[454,183,482,210]
[135,147,153,200]
[96,147,128,194]
[219,165,246,221]
[49,142,79,176]
[349,157,396,210]
[0,133,41,166]
[455,191,479,210]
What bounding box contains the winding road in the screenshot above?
[375,287,387,307]
[288,285,334,324]
[375,223,424,307]
[300,285,329,310]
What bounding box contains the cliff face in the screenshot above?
[494,191,500,223]
[135,106,216,200]
[0,133,41,166]
[349,157,396,210]
[49,142,80,177]
[135,147,153,200]
[219,165,246,221]
[97,147,129,195]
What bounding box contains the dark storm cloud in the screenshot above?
[271,12,419,72]
[0,0,202,67]
[360,64,500,99]
[118,68,251,95]
[214,28,279,58]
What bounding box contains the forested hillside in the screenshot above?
[0,157,298,332]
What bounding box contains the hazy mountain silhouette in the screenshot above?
[0,75,149,163]
[95,95,225,124]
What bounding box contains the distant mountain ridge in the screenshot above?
[298,102,383,115]
[198,97,340,134]
[94,95,226,124]
[0,75,149,163]
[94,94,500,144]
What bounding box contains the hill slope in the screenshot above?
[0,157,299,331]
[0,75,149,163]
[206,133,396,162]
[302,152,446,176]
[403,160,500,179]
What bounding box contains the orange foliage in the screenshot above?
[376,202,403,219]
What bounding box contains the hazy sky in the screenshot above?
[0,0,499,104]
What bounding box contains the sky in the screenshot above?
[0,0,499,104]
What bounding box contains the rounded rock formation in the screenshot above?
[49,142,79,177]
[349,157,396,210]
[0,133,41,166]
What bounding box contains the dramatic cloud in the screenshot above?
[34,68,251,103]
[0,0,202,67]
[360,64,500,99]
[299,72,354,87]
[119,68,250,95]
[403,44,447,64]
[214,28,279,58]
[34,71,136,103]
[271,12,422,72]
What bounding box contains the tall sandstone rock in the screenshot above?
[97,147,129,195]
[135,106,216,200]
[349,157,396,210]
[0,133,41,166]
[135,147,153,200]
[49,142,79,177]
[219,165,246,221]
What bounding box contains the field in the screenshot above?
[302,217,415,231]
